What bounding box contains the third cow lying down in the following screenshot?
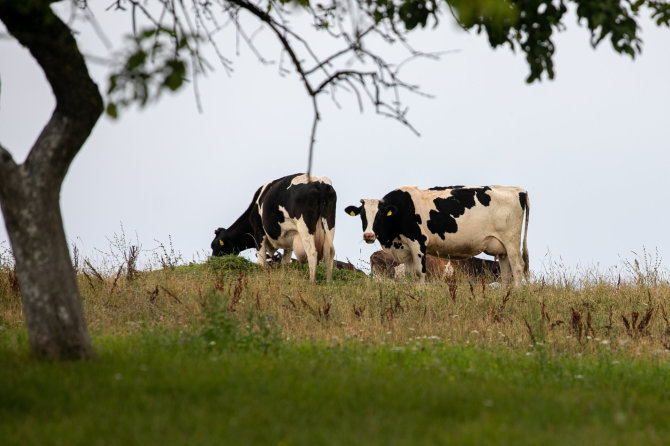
[370,250,500,281]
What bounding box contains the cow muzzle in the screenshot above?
[363,232,376,244]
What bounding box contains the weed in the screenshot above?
[200,291,280,354]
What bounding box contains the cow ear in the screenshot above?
[383,205,398,217]
[344,205,361,217]
[214,227,225,235]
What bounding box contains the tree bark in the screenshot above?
[0,1,103,359]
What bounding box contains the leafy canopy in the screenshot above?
[105,0,669,116]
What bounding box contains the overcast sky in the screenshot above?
[1,3,668,277]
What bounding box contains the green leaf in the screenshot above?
[127,50,147,71]
[163,59,186,91]
[105,103,118,119]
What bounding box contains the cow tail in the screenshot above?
[522,192,530,280]
[318,183,337,260]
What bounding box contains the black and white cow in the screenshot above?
[211,173,337,282]
[345,185,529,287]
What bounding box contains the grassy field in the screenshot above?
[2,250,670,445]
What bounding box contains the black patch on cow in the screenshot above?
[518,192,527,212]
[211,173,336,256]
[393,241,403,249]
[361,207,368,233]
[427,187,492,239]
[373,189,427,250]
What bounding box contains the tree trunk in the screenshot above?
[0,169,93,359]
[0,1,103,360]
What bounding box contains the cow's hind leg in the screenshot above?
[296,222,318,282]
[498,254,512,287]
[504,247,525,288]
[322,219,335,281]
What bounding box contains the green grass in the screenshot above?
[2,307,670,446]
[3,249,670,445]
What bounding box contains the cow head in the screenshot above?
[211,227,235,256]
[344,199,382,244]
[372,203,400,246]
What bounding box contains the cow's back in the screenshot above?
[399,185,526,258]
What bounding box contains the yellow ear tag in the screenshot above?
[219,240,224,246]
[387,210,393,216]
[349,211,355,216]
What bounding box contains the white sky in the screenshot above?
[1,3,669,277]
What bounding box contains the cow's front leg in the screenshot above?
[402,239,427,281]
[418,251,428,281]
[281,247,293,264]
[256,237,273,268]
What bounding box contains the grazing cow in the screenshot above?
[211,173,336,282]
[346,185,529,287]
[370,250,500,280]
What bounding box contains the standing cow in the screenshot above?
[345,185,529,287]
[211,173,336,282]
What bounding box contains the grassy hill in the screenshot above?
[1,254,670,444]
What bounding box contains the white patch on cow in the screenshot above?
[360,199,380,236]
[288,174,332,188]
[443,260,455,277]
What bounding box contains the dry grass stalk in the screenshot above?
[353,304,366,319]
[72,244,80,274]
[8,266,19,295]
[571,307,583,343]
[586,312,596,338]
[197,287,208,308]
[84,260,105,283]
[447,279,457,302]
[522,316,537,345]
[159,285,182,304]
[490,289,511,323]
[283,294,297,311]
[109,265,123,296]
[227,270,248,312]
[126,245,140,281]
[147,286,159,304]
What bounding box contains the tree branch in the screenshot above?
[0,0,103,185]
[0,141,17,181]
